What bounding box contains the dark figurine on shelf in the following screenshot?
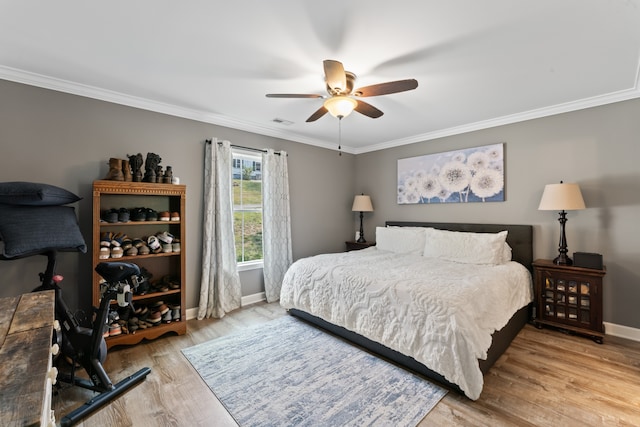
[144,152,161,183]
[156,165,163,184]
[128,153,144,182]
[163,166,173,184]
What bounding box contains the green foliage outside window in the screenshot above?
[233,156,263,264]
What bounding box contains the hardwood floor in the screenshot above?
[53,302,640,426]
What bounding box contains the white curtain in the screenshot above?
[198,139,242,319]
[262,149,292,303]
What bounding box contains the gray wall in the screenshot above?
[355,98,640,329]
[2,79,639,330]
[0,80,355,312]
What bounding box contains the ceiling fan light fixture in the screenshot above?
[324,96,357,118]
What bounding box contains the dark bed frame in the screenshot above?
[289,221,533,396]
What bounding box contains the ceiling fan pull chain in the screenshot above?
[338,116,342,156]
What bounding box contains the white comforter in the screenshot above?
[280,247,533,400]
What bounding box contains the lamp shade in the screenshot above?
[352,195,373,212]
[324,96,358,118]
[538,183,586,211]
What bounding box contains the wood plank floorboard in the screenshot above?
[52,302,640,426]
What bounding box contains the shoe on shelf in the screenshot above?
[99,247,110,260]
[102,209,119,223]
[170,212,180,221]
[109,323,122,336]
[100,232,113,247]
[118,208,130,223]
[159,211,170,221]
[147,311,162,325]
[111,246,124,258]
[157,304,169,316]
[125,246,138,256]
[169,304,181,321]
[156,231,174,244]
[171,239,181,253]
[162,310,172,323]
[121,237,133,251]
[145,208,158,221]
[132,207,147,221]
[147,235,162,253]
[128,317,139,333]
[110,232,128,247]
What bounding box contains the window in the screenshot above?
[232,150,263,264]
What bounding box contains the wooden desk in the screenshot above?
[0,290,57,426]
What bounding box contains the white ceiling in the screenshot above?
[1,1,639,154]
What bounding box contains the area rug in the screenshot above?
[182,315,447,427]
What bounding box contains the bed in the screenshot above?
[280,221,533,400]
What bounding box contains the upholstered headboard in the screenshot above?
[385,221,533,271]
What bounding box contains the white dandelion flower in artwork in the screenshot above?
[397,185,407,204]
[489,161,503,172]
[486,146,503,162]
[438,161,471,193]
[404,176,419,192]
[417,175,441,202]
[467,150,491,172]
[470,168,504,201]
[404,191,420,204]
[413,170,427,181]
[452,152,466,163]
[398,185,406,196]
[437,188,452,202]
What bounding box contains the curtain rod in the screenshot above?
[205,139,284,156]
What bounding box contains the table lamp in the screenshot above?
[538,181,586,265]
[352,194,373,243]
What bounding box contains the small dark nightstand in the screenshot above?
[345,241,376,252]
[532,259,606,343]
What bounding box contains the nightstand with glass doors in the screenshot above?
[532,259,606,343]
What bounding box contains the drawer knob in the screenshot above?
[48,367,58,385]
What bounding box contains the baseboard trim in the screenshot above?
[185,307,198,321]
[185,301,639,342]
[241,292,267,306]
[184,292,267,321]
[604,322,640,342]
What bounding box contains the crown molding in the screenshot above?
[353,86,640,154]
[2,64,638,156]
[0,65,355,154]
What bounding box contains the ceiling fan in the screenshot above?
[266,59,418,122]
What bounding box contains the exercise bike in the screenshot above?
[0,185,150,425]
[33,250,151,426]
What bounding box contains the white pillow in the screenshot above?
[375,226,427,255]
[501,242,513,263]
[422,228,509,265]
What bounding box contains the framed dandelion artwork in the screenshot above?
[397,143,504,204]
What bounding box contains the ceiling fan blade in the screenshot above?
[323,59,347,94]
[266,93,324,98]
[354,79,418,97]
[355,100,383,119]
[306,106,328,122]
